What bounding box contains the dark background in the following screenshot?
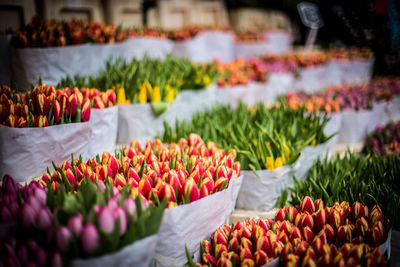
[223,0,400,76]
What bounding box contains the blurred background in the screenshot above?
[1,0,399,75]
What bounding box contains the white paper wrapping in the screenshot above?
[117,103,164,146]
[70,234,157,267]
[151,185,232,267]
[294,65,327,93]
[11,44,100,89]
[88,106,118,157]
[262,31,293,55]
[226,175,244,221]
[378,228,392,259]
[348,57,374,84]
[0,34,12,86]
[172,87,216,123]
[265,73,295,103]
[323,112,342,156]
[236,167,294,211]
[325,60,349,87]
[260,257,280,267]
[172,31,234,63]
[293,143,330,181]
[339,102,390,144]
[0,122,91,182]
[215,82,266,108]
[389,95,400,121]
[121,37,174,60]
[235,42,275,60]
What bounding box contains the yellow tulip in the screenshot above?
[139,83,147,104]
[311,139,316,146]
[152,86,161,103]
[166,85,175,102]
[265,156,274,170]
[275,157,283,168]
[117,87,131,104]
[203,75,211,87]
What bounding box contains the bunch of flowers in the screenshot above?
[363,121,400,159]
[0,174,166,266]
[234,31,266,43]
[41,134,241,208]
[12,17,127,48]
[167,27,230,41]
[278,78,400,113]
[193,197,388,267]
[0,84,90,128]
[328,46,373,61]
[162,103,332,172]
[57,56,219,106]
[126,27,168,39]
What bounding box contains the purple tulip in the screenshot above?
[67,214,83,235]
[55,226,71,253]
[34,246,47,266]
[27,195,41,215]
[123,198,137,218]
[33,188,47,206]
[4,254,21,267]
[20,203,36,228]
[80,224,99,254]
[98,207,114,234]
[1,175,18,194]
[50,252,63,267]
[1,206,13,222]
[27,239,38,250]
[17,245,29,263]
[8,202,19,218]
[112,207,127,235]
[36,207,53,231]
[26,262,38,267]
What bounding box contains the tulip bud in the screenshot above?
[275,207,287,222]
[213,177,228,192]
[314,208,327,232]
[295,241,309,257]
[55,226,71,253]
[202,254,217,266]
[216,257,232,267]
[65,169,77,189]
[17,245,29,263]
[81,224,100,254]
[299,196,315,214]
[113,207,127,236]
[183,178,200,203]
[301,213,314,230]
[302,256,317,267]
[286,206,298,223]
[350,201,365,221]
[329,209,344,231]
[239,247,253,262]
[215,244,228,259]
[241,258,255,267]
[213,228,228,246]
[302,226,314,243]
[53,99,62,123]
[20,203,36,228]
[68,214,83,236]
[159,183,176,202]
[35,93,50,115]
[98,206,114,234]
[36,207,52,231]
[285,254,300,267]
[80,99,91,122]
[314,199,325,210]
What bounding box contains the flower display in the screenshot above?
[0,174,166,265]
[41,134,241,208]
[57,56,218,105]
[162,103,332,172]
[12,17,127,48]
[0,84,91,128]
[193,197,388,267]
[280,151,400,230]
[363,121,400,159]
[235,31,266,43]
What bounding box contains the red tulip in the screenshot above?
[53,99,62,123]
[302,226,314,243]
[328,209,344,231]
[314,208,327,232]
[35,93,50,115]
[81,99,91,122]
[239,246,253,261]
[36,115,48,127]
[159,183,176,202]
[213,177,228,192]
[301,213,314,230]
[183,178,200,203]
[350,201,365,221]
[314,198,325,210]
[299,196,315,214]
[275,207,287,222]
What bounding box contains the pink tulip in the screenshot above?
[80,224,100,254]
[34,246,47,266]
[1,175,18,194]
[17,245,29,263]
[112,207,127,235]
[33,188,47,206]
[1,206,13,222]
[50,252,62,267]
[98,207,114,234]
[55,226,71,253]
[123,198,137,218]
[67,214,83,236]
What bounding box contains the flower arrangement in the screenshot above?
[191,197,388,267]
[363,121,400,159]
[0,84,91,128]
[162,103,332,172]
[41,134,241,208]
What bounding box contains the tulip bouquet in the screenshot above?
[162,102,332,173]
[12,17,127,48]
[235,31,267,43]
[190,197,389,267]
[79,87,116,109]
[328,46,373,61]
[362,121,400,159]
[0,84,90,128]
[167,26,230,41]
[41,134,241,208]
[57,56,218,106]
[0,173,166,266]
[126,27,168,39]
[280,151,400,230]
